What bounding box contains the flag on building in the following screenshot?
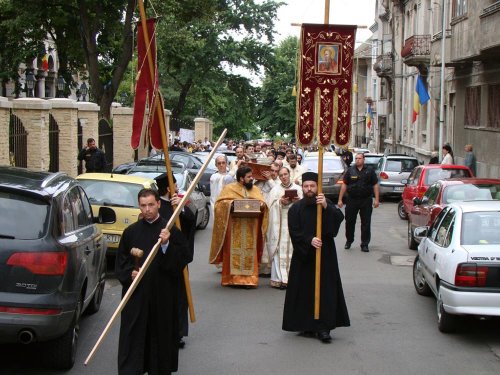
[41,54,49,72]
[366,102,373,129]
[412,74,430,123]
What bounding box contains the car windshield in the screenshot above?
[461,211,500,245]
[0,191,50,239]
[365,156,382,166]
[385,159,418,172]
[78,180,145,208]
[303,157,343,173]
[443,183,500,203]
[425,168,471,185]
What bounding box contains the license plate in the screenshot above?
[104,234,121,243]
[393,186,404,192]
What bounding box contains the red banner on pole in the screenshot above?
[295,24,356,147]
[132,18,160,150]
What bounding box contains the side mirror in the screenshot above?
[413,197,422,206]
[421,196,429,205]
[97,206,116,224]
[414,226,429,243]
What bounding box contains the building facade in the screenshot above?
[362,0,499,177]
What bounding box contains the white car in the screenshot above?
[412,200,500,333]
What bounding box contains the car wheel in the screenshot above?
[44,296,81,370]
[398,200,408,220]
[408,221,418,250]
[437,286,457,333]
[412,256,432,296]
[197,204,210,230]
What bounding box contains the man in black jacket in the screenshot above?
[78,138,106,172]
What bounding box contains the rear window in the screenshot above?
[385,159,418,172]
[461,211,500,245]
[0,191,50,239]
[443,183,500,203]
[425,168,471,185]
[78,180,145,208]
[303,157,344,173]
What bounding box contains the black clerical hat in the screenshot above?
[302,172,318,183]
[154,173,177,194]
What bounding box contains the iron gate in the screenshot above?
[98,119,113,172]
[9,112,28,168]
[48,114,60,172]
[77,119,83,175]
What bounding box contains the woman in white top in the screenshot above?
[441,144,454,165]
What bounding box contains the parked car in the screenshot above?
[302,153,347,199]
[376,154,419,198]
[364,153,383,169]
[76,173,157,257]
[138,151,215,196]
[127,169,211,230]
[407,178,500,249]
[112,160,137,174]
[412,200,500,333]
[399,164,473,219]
[0,167,113,369]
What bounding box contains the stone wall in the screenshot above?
[194,117,213,143]
[111,105,135,166]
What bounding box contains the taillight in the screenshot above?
[0,306,61,315]
[455,263,488,287]
[380,172,389,180]
[7,252,67,276]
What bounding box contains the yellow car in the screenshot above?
[76,173,158,256]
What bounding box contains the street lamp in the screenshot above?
[57,76,66,98]
[120,91,127,106]
[25,71,35,98]
[80,82,88,102]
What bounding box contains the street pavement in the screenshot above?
[2,200,499,374]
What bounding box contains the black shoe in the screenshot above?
[317,331,332,343]
[178,338,186,349]
[361,245,369,252]
[344,242,352,250]
[299,331,316,338]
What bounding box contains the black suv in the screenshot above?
[0,166,113,369]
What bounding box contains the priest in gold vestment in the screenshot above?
[209,166,269,287]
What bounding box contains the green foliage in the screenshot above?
[256,36,299,137]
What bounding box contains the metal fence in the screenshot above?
[48,114,60,172]
[9,112,28,168]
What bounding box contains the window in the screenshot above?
[62,195,76,234]
[434,209,455,247]
[464,86,480,127]
[429,206,449,242]
[66,187,91,230]
[78,187,94,224]
[407,167,421,186]
[380,79,387,100]
[425,184,440,205]
[487,84,500,129]
[452,0,467,18]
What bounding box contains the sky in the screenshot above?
[274,0,376,44]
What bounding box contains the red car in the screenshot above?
[407,178,500,249]
[398,164,472,220]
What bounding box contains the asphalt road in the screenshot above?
[2,200,499,374]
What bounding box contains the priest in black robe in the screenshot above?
[115,188,189,374]
[282,172,350,343]
[155,173,196,347]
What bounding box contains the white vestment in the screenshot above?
[210,172,233,209]
[266,182,303,285]
[288,164,304,185]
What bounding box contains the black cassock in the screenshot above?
[115,216,189,375]
[282,198,350,332]
[159,198,196,337]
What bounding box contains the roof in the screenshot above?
[438,177,500,186]
[0,166,71,198]
[76,173,155,186]
[449,200,500,213]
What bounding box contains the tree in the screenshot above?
[256,36,298,137]
[153,0,282,136]
[0,0,135,119]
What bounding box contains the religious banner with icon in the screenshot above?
[295,24,357,147]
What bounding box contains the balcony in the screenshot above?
[401,35,431,69]
[480,1,500,56]
[373,54,393,78]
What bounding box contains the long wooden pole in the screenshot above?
[137,0,196,322]
[84,129,227,366]
[314,0,330,321]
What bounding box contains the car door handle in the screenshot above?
[433,254,436,260]
[84,247,92,255]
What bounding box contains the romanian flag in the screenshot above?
[366,102,373,129]
[41,54,49,72]
[412,74,430,123]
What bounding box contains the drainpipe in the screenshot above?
[438,0,447,161]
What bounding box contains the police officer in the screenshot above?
[337,153,379,252]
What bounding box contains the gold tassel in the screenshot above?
[291,85,297,97]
